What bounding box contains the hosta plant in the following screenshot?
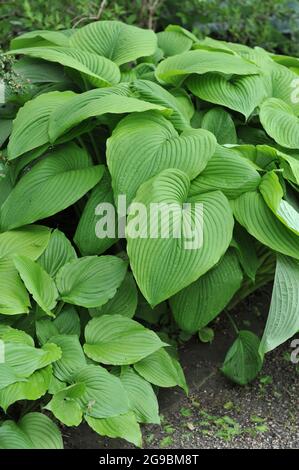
[0,21,299,448]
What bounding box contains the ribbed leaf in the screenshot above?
[260,98,299,149]
[0,412,63,449]
[157,30,192,57]
[50,335,86,383]
[107,111,216,203]
[8,47,121,88]
[232,191,299,260]
[85,412,142,447]
[70,21,157,65]
[201,107,237,144]
[74,170,117,256]
[0,143,104,231]
[91,273,138,319]
[7,91,75,159]
[131,79,192,130]
[74,364,129,418]
[56,256,127,308]
[0,366,52,412]
[221,331,262,385]
[0,259,30,315]
[120,366,160,424]
[13,255,58,317]
[48,86,170,141]
[45,383,85,427]
[38,229,77,277]
[260,172,299,235]
[170,250,243,333]
[155,50,259,86]
[0,225,50,260]
[84,315,166,365]
[10,30,70,49]
[54,305,81,337]
[134,348,188,393]
[127,169,234,305]
[189,145,261,199]
[260,255,299,355]
[187,73,267,119]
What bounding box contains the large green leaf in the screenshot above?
[91,272,138,319]
[155,50,259,86]
[74,170,117,256]
[0,412,63,449]
[127,169,234,305]
[259,172,299,235]
[0,259,30,315]
[70,21,157,65]
[50,335,86,383]
[187,73,267,119]
[260,98,299,149]
[232,191,299,260]
[10,30,70,49]
[221,331,262,385]
[8,47,120,88]
[85,412,142,447]
[260,255,299,355]
[189,145,261,199]
[201,107,237,144]
[56,256,127,308]
[134,348,188,393]
[0,143,104,231]
[120,366,160,424]
[0,366,52,412]
[7,91,75,159]
[38,228,77,277]
[131,79,193,130]
[13,255,58,317]
[74,364,129,418]
[84,315,166,365]
[45,383,85,427]
[107,111,216,203]
[170,250,243,333]
[48,86,171,141]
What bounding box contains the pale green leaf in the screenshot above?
[0,143,104,231]
[170,250,243,333]
[127,168,234,305]
[56,255,127,308]
[85,411,142,447]
[221,331,262,385]
[107,111,216,203]
[84,315,166,365]
[70,21,157,65]
[74,364,129,418]
[120,366,160,424]
[13,255,58,317]
[260,255,299,355]
[134,348,188,393]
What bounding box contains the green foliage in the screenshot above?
[0,17,298,449]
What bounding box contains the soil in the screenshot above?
[63,287,299,449]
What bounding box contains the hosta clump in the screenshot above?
[0,21,298,448]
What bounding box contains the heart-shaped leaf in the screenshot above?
[70,21,157,65]
[107,111,216,203]
[127,168,234,305]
